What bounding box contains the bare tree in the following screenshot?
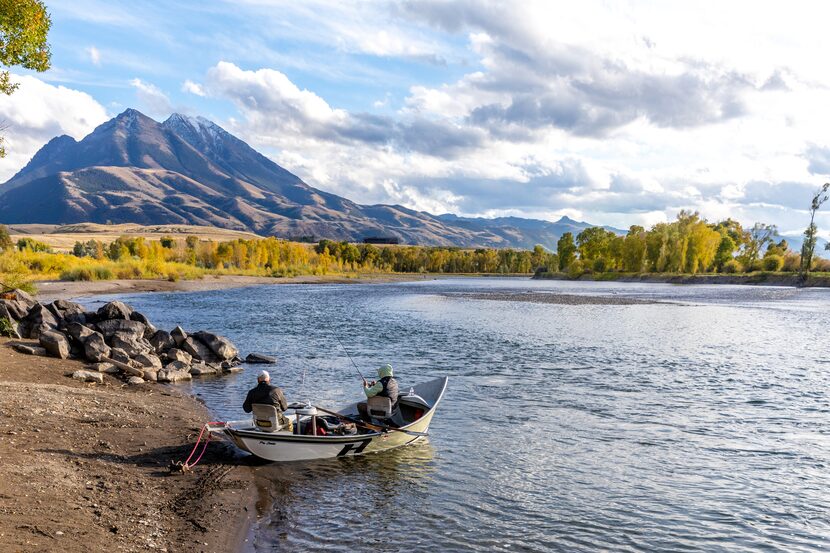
[800,182,830,281]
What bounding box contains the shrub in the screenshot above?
[592,258,607,273]
[722,259,742,274]
[567,259,585,279]
[0,317,17,338]
[59,266,114,281]
[813,258,830,272]
[762,255,784,272]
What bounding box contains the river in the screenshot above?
[95,277,830,552]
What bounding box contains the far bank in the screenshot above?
[533,271,830,287]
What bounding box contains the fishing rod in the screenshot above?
[335,334,368,384]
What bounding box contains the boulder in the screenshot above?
[127,376,145,385]
[170,325,188,347]
[0,299,28,320]
[143,369,158,382]
[193,331,239,360]
[97,301,132,320]
[189,363,217,376]
[89,362,118,374]
[83,332,111,362]
[166,348,192,365]
[149,330,175,354]
[133,352,162,370]
[71,370,104,384]
[46,300,86,325]
[129,311,157,339]
[101,356,144,378]
[20,304,59,339]
[0,306,22,338]
[39,330,70,359]
[245,352,276,364]
[109,333,151,357]
[0,289,36,309]
[109,348,131,365]
[13,344,47,356]
[181,336,217,362]
[65,322,96,344]
[95,319,146,339]
[157,366,192,382]
[224,365,244,373]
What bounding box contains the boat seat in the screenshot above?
[367,396,393,419]
[252,403,285,433]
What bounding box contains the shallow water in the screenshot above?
[97,277,830,552]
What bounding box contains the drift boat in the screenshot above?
[206,376,448,462]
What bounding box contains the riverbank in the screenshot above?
[0,337,257,552]
[32,273,427,302]
[533,271,830,287]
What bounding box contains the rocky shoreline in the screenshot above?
[0,289,267,386]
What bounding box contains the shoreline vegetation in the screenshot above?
[533,270,830,287]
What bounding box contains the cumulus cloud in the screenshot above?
[129,78,172,117]
[0,74,108,182]
[204,61,484,158]
[805,145,830,176]
[181,79,205,97]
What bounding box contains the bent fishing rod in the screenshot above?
[335,334,368,385]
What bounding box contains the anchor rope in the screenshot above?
[181,422,224,470]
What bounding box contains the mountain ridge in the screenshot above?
[0,108,612,248]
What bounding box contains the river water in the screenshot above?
[96,277,830,552]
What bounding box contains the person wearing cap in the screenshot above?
[243,370,288,414]
[357,363,399,422]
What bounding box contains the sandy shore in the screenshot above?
[34,273,426,302]
[0,337,258,552]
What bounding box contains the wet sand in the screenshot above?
[0,337,257,552]
[34,274,425,302]
[445,291,666,305]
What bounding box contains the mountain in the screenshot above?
[0,109,599,248]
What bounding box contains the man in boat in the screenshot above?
[243,370,288,415]
[357,363,399,422]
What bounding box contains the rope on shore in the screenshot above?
[171,422,224,473]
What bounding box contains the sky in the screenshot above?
[2,0,830,236]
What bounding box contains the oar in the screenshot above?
[315,406,429,437]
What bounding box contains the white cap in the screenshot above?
[257,370,270,381]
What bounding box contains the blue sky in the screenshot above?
[2,0,830,236]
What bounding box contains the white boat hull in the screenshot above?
[217,376,447,463]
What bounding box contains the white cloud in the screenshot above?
[181,79,206,97]
[129,78,172,117]
[86,46,101,66]
[0,75,109,182]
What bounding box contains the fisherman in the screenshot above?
[243,370,288,414]
[357,363,399,422]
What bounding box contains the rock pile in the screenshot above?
[0,289,245,384]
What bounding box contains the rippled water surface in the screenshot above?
[98,278,830,552]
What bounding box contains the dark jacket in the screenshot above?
[378,376,399,406]
[243,382,288,413]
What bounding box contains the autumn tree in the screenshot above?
[801,183,829,279]
[621,225,647,272]
[0,0,51,157]
[740,223,778,271]
[557,232,576,271]
[0,224,12,251]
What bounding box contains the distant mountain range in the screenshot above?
[0,108,620,249]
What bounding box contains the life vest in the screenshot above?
[377,376,399,406]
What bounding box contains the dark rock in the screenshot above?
[0,289,36,309]
[133,352,162,370]
[0,299,28,320]
[39,330,70,359]
[46,300,86,326]
[166,348,192,365]
[97,301,132,321]
[0,305,22,338]
[109,332,151,357]
[83,332,111,362]
[149,330,175,354]
[65,322,96,344]
[181,336,217,362]
[95,319,146,339]
[109,348,130,365]
[170,325,187,347]
[20,304,59,339]
[14,344,47,356]
[129,311,157,338]
[193,331,239,360]
[245,352,276,364]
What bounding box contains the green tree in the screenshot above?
[0,224,12,251]
[801,183,829,279]
[621,225,647,272]
[714,235,736,272]
[576,227,615,262]
[740,223,777,271]
[557,232,576,271]
[0,0,52,157]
